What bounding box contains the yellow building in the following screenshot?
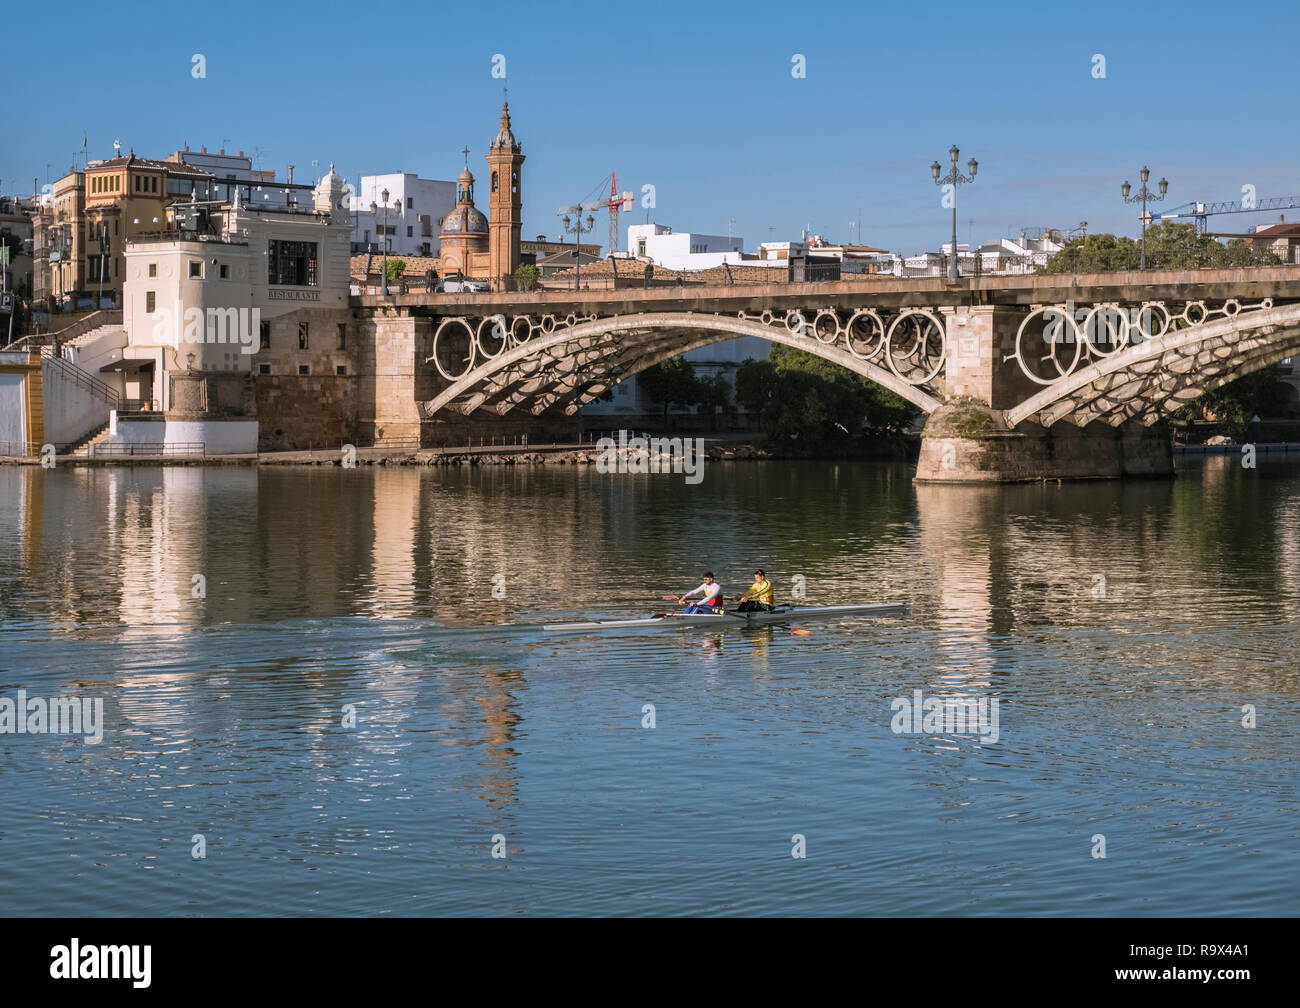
[42,154,212,309]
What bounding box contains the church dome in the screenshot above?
[441,204,487,235]
[319,162,344,188]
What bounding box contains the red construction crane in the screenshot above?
[594,173,634,254]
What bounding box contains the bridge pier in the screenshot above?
[916,306,1173,481]
[916,400,1174,483]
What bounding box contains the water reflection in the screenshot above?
[1,459,1298,915]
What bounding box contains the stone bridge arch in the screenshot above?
[420,310,946,418]
[1007,300,1300,428]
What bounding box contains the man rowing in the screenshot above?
[676,572,724,614]
[736,569,775,612]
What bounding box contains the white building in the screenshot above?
[626,223,745,270]
[57,167,353,453]
[349,172,457,257]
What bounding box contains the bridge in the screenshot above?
[352,266,1300,481]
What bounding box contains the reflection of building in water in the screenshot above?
[913,485,998,691]
[368,468,419,619]
[116,469,209,635]
[415,468,606,621]
[475,667,521,811]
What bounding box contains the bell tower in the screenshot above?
[486,100,525,289]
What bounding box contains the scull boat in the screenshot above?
[542,603,906,633]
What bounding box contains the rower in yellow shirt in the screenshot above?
[736,569,775,613]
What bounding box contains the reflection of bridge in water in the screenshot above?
[357,266,1300,481]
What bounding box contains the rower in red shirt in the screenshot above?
[676,573,724,614]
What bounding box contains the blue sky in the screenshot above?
[7,0,1300,254]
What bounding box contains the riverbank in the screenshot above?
[0,435,920,467]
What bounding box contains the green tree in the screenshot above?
[1171,370,1297,438]
[735,345,914,451]
[1040,221,1280,274]
[639,356,701,426]
[385,258,406,286]
[514,262,540,292]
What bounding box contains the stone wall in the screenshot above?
[916,400,1174,482]
[255,373,358,451]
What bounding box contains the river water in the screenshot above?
[1,457,1297,916]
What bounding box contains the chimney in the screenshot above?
[218,148,224,155]
[237,150,244,157]
[201,146,207,153]
[287,164,295,184]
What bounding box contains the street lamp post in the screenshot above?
[931,145,978,281]
[1121,167,1168,270]
[370,187,400,297]
[560,209,597,291]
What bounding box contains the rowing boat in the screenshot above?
[541,603,906,632]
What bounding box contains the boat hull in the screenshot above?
[541,603,906,633]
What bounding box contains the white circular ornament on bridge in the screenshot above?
[813,309,841,344]
[477,315,508,359]
[1013,305,1082,385]
[432,318,477,381]
[1132,302,1170,343]
[845,309,886,360]
[884,308,947,384]
[785,311,807,336]
[510,315,533,345]
[1079,303,1129,358]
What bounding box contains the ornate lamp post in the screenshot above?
[560,208,597,291]
[931,145,978,281]
[1121,167,1168,270]
[370,187,400,297]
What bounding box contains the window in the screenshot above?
[637,239,646,256]
[407,226,413,237]
[151,177,157,193]
[406,197,413,208]
[268,239,319,286]
[335,365,347,376]
[491,171,499,193]
[148,263,157,277]
[189,261,202,278]
[337,323,346,349]
[298,322,308,349]
[219,263,229,279]
[259,321,271,350]
[298,365,309,375]
[146,291,156,313]
[259,363,270,374]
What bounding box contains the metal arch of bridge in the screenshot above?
[421,311,945,418]
[1007,301,1300,428]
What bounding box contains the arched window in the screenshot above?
[491,171,499,193]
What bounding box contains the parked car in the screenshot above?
[436,274,491,294]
